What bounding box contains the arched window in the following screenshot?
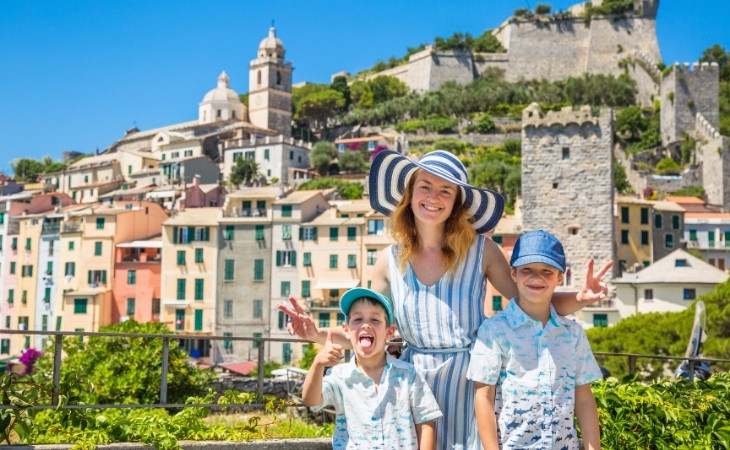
[277,70,282,85]
[257,70,262,85]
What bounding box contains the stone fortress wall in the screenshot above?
[520,104,616,286]
[660,62,720,143]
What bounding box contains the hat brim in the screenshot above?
[369,150,505,234]
[340,288,393,324]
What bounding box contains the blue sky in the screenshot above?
[1,0,728,175]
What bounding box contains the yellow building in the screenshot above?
[615,196,655,274]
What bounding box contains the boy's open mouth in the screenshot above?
[359,335,374,349]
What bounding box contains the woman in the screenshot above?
[280,149,612,449]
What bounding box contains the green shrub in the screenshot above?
[424,116,458,134]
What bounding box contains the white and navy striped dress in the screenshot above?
[388,234,488,450]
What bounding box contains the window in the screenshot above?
[318,313,330,328]
[367,249,377,266]
[25,238,31,251]
[683,288,696,300]
[43,287,51,303]
[194,227,209,242]
[255,225,264,240]
[126,298,136,315]
[665,233,674,248]
[330,254,338,269]
[7,289,13,303]
[593,313,608,327]
[224,300,233,318]
[492,296,503,311]
[223,332,233,353]
[725,231,730,248]
[675,259,687,267]
[224,259,235,281]
[21,265,33,277]
[709,231,716,247]
[655,214,662,229]
[282,343,291,364]
[177,250,186,265]
[194,309,203,331]
[276,250,296,266]
[69,241,75,250]
[254,259,264,281]
[301,280,311,297]
[11,237,17,250]
[224,225,234,240]
[194,279,204,300]
[621,230,629,244]
[281,205,292,218]
[175,309,185,331]
[302,227,317,241]
[278,311,286,329]
[1,339,9,354]
[329,227,339,241]
[9,262,15,274]
[562,147,570,159]
[689,229,697,241]
[644,289,653,300]
[18,316,28,331]
[46,261,53,275]
[303,252,312,266]
[195,248,203,263]
[126,270,136,285]
[177,279,186,300]
[96,217,105,229]
[280,282,290,297]
[672,215,680,230]
[21,290,27,304]
[74,298,88,314]
[253,332,263,349]
[347,227,357,241]
[254,299,263,318]
[641,230,649,245]
[87,270,107,285]
[93,241,102,256]
[264,149,270,160]
[640,208,649,224]
[282,224,292,240]
[348,254,357,268]
[620,207,629,224]
[65,262,75,276]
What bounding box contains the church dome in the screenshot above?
[258,27,285,58]
[202,71,241,103]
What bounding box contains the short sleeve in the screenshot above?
[574,329,603,386]
[467,319,503,385]
[409,367,443,424]
[312,372,342,412]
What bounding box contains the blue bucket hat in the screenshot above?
[340,288,393,324]
[510,230,566,272]
[369,149,505,234]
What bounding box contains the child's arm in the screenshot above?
[415,420,436,450]
[475,382,499,450]
[301,330,342,407]
[575,383,601,450]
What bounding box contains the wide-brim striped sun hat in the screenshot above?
[369,149,505,234]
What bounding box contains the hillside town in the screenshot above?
[1,0,729,372]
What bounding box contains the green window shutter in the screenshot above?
[25,238,31,250]
[301,280,310,297]
[330,227,338,241]
[101,271,107,284]
[177,279,186,300]
[177,250,186,265]
[276,251,281,267]
[94,241,102,255]
[254,259,264,281]
[204,227,210,241]
[291,251,297,266]
[303,252,311,266]
[195,248,203,263]
[347,227,356,241]
[96,217,105,229]
[172,226,178,243]
[126,298,136,315]
[194,310,203,331]
[88,271,93,284]
[224,259,234,281]
[348,254,356,268]
[46,261,53,275]
[313,228,317,240]
[195,279,204,300]
[299,227,303,240]
[224,225,234,240]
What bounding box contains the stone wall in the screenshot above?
[521,104,616,285]
[697,113,730,209]
[660,62,720,143]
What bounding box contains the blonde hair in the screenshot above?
[390,169,477,273]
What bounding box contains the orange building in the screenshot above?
[112,237,162,323]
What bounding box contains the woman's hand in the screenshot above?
[277,296,321,342]
[577,259,613,304]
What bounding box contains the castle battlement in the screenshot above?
[672,61,720,73]
[696,113,721,140]
[633,50,662,80]
[522,104,598,129]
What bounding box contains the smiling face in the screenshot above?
[409,169,459,227]
[343,299,396,364]
[511,262,564,306]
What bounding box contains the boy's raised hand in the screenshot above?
[314,329,343,367]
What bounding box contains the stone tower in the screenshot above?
[249,27,293,138]
[521,104,616,286]
[660,62,720,144]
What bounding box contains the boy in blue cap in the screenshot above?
[302,287,442,449]
[467,230,603,449]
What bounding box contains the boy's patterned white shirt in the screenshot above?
[314,353,443,449]
[467,300,603,449]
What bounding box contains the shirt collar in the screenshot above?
[504,298,561,329]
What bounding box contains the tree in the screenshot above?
[11,158,45,183]
[614,158,633,194]
[229,157,260,187]
[330,75,352,110]
[295,89,345,128]
[31,320,214,405]
[310,141,337,175]
[338,150,368,174]
[700,44,730,81]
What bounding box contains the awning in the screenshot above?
[313,280,359,290]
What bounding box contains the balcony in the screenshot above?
[41,223,61,234]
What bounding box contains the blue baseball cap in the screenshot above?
[510,230,566,272]
[340,288,393,324]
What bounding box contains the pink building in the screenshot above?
[112,237,162,324]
